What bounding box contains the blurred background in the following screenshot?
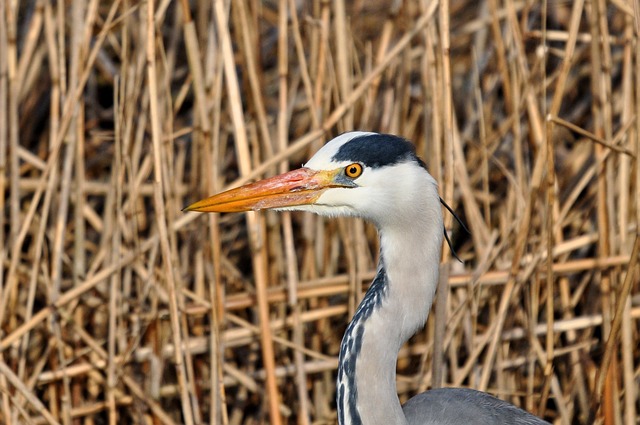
[1,0,639,424]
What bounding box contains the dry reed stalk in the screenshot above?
[146,1,194,422]
[1,2,639,424]
[274,1,311,423]
[213,1,282,423]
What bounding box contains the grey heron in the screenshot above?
[185,132,550,425]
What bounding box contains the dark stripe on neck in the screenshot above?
[337,260,388,425]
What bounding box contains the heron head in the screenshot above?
[184,132,442,228]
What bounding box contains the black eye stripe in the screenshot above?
[331,133,418,168]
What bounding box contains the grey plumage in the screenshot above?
[403,388,550,425]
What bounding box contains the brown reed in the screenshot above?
[0,1,638,424]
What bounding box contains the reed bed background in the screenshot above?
[1,0,639,424]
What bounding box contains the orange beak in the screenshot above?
[183,167,347,213]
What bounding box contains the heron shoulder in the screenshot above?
[402,388,551,425]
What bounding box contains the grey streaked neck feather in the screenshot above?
[336,263,388,425]
[336,203,443,425]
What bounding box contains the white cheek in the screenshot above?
[315,188,357,209]
[355,164,437,222]
[314,178,389,223]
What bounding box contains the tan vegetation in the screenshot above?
[0,1,638,424]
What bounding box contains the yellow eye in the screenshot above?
[345,163,363,178]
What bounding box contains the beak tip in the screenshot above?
[183,202,206,213]
[182,200,224,213]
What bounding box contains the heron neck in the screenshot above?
[337,212,443,425]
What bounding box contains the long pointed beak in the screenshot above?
[183,167,345,213]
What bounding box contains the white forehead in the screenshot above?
[304,131,376,170]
